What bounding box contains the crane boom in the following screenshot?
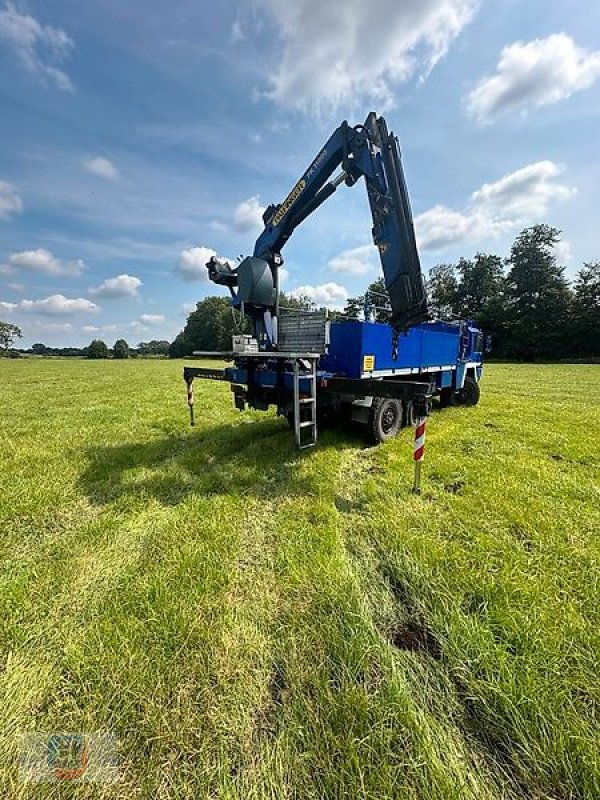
[207,112,428,348]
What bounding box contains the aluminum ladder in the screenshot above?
[292,357,318,449]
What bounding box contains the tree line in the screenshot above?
[2,225,597,362]
[344,225,599,360]
[0,337,171,359]
[170,224,598,361]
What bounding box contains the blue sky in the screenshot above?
[1,0,599,347]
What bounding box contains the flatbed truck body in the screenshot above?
[184,317,483,448]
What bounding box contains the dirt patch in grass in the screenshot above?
[380,565,443,660]
[389,619,442,660]
[444,480,465,494]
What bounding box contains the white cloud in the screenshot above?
[0,300,17,311]
[471,161,575,218]
[467,34,600,122]
[256,0,478,112]
[327,244,378,276]
[175,246,228,282]
[89,274,142,298]
[416,161,575,251]
[0,2,73,90]
[3,248,84,277]
[82,323,118,334]
[14,294,98,316]
[416,206,511,251]
[0,180,23,220]
[82,156,120,180]
[553,240,572,264]
[182,302,197,315]
[31,322,73,332]
[139,313,165,324]
[290,281,348,309]
[233,196,265,232]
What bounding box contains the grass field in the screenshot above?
[0,359,598,799]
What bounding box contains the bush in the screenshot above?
[87,339,109,359]
[113,339,130,359]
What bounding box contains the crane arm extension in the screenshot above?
[251,112,428,330]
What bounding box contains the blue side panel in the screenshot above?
[320,321,363,378]
[320,320,462,377]
[438,371,453,389]
[419,324,460,368]
[362,322,422,371]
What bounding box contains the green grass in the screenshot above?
[0,359,598,799]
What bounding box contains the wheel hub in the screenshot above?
[381,404,398,434]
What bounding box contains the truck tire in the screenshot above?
[368,398,403,444]
[460,375,481,406]
[403,400,414,427]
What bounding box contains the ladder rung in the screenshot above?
[299,421,316,428]
[299,397,314,404]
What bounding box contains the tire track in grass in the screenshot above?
[229,439,501,799]
[332,390,600,800]
[330,443,516,799]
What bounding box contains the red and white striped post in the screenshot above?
[186,378,195,426]
[412,416,427,493]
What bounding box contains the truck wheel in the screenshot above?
[368,398,403,444]
[452,376,480,407]
[460,375,481,406]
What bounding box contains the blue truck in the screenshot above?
[184,112,484,447]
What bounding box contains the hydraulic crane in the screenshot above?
[207,112,428,351]
[184,112,484,450]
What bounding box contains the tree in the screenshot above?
[571,261,600,358]
[278,291,313,311]
[87,339,109,359]
[456,254,505,317]
[0,321,22,355]
[456,253,507,352]
[344,277,391,322]
[31,343,47,355]
[426,264,459,318]
[137,340,170,356]
[342,295,363,320]
[504,225,573,360]
[169,296,247,357]
[113,339,130,359]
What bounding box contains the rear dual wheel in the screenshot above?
[368,398,403,444]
